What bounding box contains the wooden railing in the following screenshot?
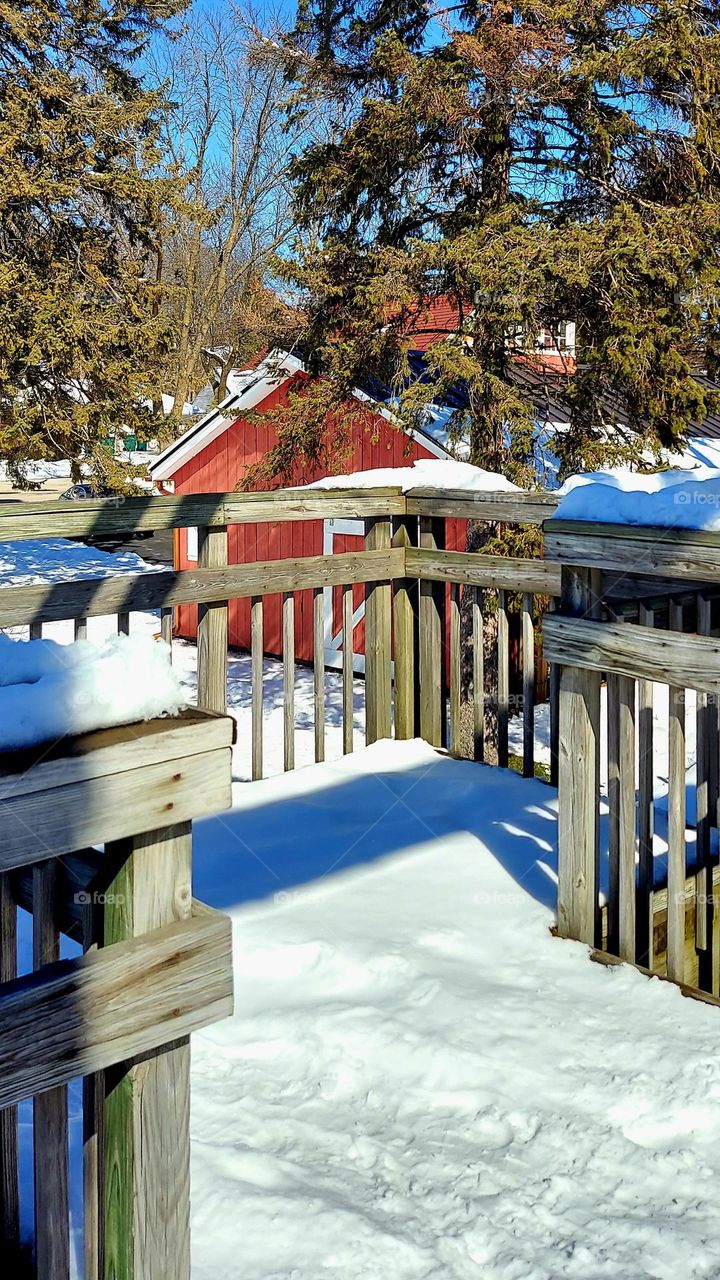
[546,520,720,1000]
[0,486,562,781]
[0,709,235,1278]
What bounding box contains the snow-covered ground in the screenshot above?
[189,740,720,1280]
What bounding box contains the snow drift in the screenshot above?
[553,466,720,530]
[0,632,184,750]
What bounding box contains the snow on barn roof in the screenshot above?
[149,350,453,482]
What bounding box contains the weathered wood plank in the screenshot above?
[391,521,416,740]
[251,597,264,780]
[29,620,42,640]
[543,614,720,694]
[0,488,406,542]
[283,593,295,771]
[607,674,621,956]
[33,860,71,1280]
[102,825,190,1280]
[0,547,405,628]
[406,546,560,595]
[313,588,325,764]
[418,518,445,747]
[406,489,558,524]
[695,595,712,983]
[117,612,130,636]
[0,708,233,801]
[667,601,686,984]
[342,585,354,755]
[636,604,654,969]
[545,522,720,584]
[556,565,601,946]
[75,615,88,640]
[0,747,232,871]
[160,606,173,651]
[497,590,509,768]
[0,899,233,1111]
[450,584,461,755]
[472,588,484,762]
[521,593,534,778]
[365,519,393,745]
[197,524,228,713]
[617,676,636,963]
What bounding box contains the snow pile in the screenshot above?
[0,537,160,587]
[302,458,521,494]
[188,740,720,1280]
[553,466,720,530]
[0,633,184,750]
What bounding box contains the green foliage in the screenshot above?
[281,0,720,482]
[0,0,186,483]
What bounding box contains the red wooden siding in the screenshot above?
[171,385,466,662]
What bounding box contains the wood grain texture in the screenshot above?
[636,604,654,969]
[160,607,173,651]
[33,860,71,1280]
[0,488,405,542]
[545,522,720,583]
[391,521,416,741]
[252,596,264,780]
[406,546,560,595]
[0,547,405,628]
[695,596,712,975]
[283,593,295,771]
[497,590,509,768]
[667,601,686,983]
[418,518,445,747]
[0,900,233,1111]
[472,588,484,762]
[197,524,228,713]
[406,489,558,524]
[117,612,130,636]
[342,585,354,755]
[521,593,534,778]
[617,676,636,962]
[29,620,42,640]
[556,565,601,947]
[364,519,393,745]
[75,615,88,640]
[0,747,232,871]
[0,708,233,802]
[543,614,720,693]
[313,588,325,764]
[450,584,461,755]
[102,825,194,1280]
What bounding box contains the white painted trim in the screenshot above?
[322,518,366,673]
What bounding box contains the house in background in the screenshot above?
[149,349,472,670]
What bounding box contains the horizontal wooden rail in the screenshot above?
[0,547,404,628]
[0,484,557,543]
[407,546,561,594]
[406,488,558,523]
[0,487,406,542]
[0,901,232,1110]
[545,521,720,584]
[544,613,720,693]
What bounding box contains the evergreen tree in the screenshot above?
[0,1,185,484]
[280,0,720,483]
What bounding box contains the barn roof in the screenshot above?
[148,350,452,482]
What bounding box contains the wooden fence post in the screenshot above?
[101,824,192,1280]
[418,517,446,746]
[557,566,602,946]
[365,518,392,744]
[0,874,20,1268]
[391,517,418,740]
[197,524,228,713]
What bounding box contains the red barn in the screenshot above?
[149,350,466,668]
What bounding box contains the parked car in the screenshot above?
[58,483,154,538]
